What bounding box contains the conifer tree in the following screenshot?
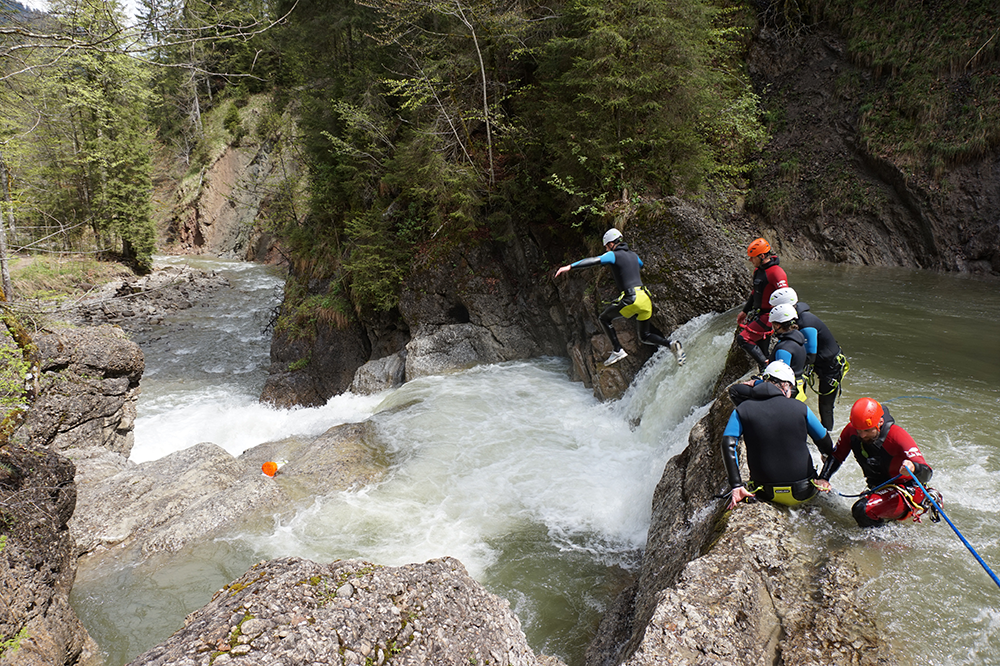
[23,0,157,271]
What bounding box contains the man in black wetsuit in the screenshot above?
[722,361,834,509]
[555,228,685,366]
[768,287,847,430]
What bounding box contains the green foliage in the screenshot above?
[224,103,245,143]
[0,627,28,658]
[804,0,1000,173]
[0,336,29,412]
[3,0,157,273]
[536,0,765,221]
[272,0,765,311]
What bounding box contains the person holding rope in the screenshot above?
[768,287,847,430]
[555,228,685,367]
[722,361,834,509]
[736,238,789,372]
[814,397,940,527]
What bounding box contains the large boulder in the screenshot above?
[70,442,284,561]
[238,421,390,500]
[619,503,896,666]
[0,445,98,666]
[72,421,391,562]
[263,199,750,406]
[127,556,564,666]
[13,325,143,457]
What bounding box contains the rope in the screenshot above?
[837,473,903,498]
[908,473,1000,591]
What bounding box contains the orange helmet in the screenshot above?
[747,238,771,257]
[262,461,278,477]
[850,397,884,430]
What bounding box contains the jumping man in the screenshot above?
[555,229,684,366]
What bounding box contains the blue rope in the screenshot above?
[908,473,1000,591]
[837,473,903,498]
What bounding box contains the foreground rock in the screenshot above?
[0,444,98,666]
[586,350,898,666]
[2,323,141,666]
[128,556,565,666]
[622,503,895,666]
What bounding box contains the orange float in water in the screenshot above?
[262,461,278,477]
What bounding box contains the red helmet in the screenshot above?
[747,238,771,257]
[850,397,884,430]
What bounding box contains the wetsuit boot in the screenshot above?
[818,391,836,431]
[737,336,769,372]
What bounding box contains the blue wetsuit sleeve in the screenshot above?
[806,409,827,440]
[570,256,602,269]
[775,348,793,366]
[637,256,643,268]
[723,411,743,438]
[598,250,616,265]
[801,327,818,355]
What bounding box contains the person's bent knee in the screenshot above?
[852,498,884,528]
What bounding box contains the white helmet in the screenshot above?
[602,228,623,245]
[768,287,798,308]
[768,302,798,325]
[762,361,795,385]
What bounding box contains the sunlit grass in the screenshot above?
[8,254,131,302]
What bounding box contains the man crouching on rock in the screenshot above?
[722,361,834,509]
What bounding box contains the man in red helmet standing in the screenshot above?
[736,237,789,372]
[814,397,939,527]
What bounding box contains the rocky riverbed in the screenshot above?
[0,267,898,666]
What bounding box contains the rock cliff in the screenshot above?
[745,26,1000,275]
[262,197,751,406]
[1,323,143,666]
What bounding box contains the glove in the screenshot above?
[737,311,747,327]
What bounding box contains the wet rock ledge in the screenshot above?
[586,355,898,666]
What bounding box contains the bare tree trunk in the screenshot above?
[453,1,494,185]
[0,149,16,246]
[0,150,15,301]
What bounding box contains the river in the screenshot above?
[69,256,1000,666]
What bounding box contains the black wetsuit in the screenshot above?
[570,242,670,350]
[795,301,844,430]
[771,329,807,379]
[722,381,833,503]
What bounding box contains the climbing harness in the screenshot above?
[807,353,849,395]
[887,482,941,524]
